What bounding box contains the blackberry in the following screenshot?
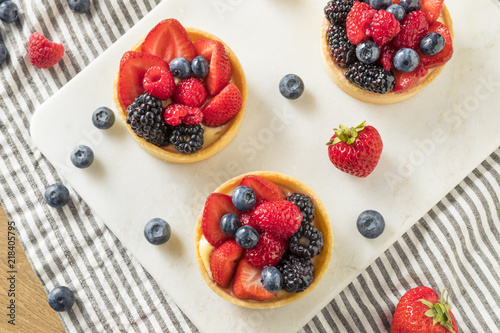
[289,224,324,259]
[126,93,171,147]
[276,254,315,293]
[326,25,356,68]
[286,193,316,224]
[324,0,354,25]
[170,124,204,155]
[345,62,396,94]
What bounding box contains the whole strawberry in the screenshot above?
[28,32,65,69]
[326,121,383,178]
[392,286,459,333]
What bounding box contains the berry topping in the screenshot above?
[356,40,381,64]
[70,145,94,169]
[141,18,196,63]
[369,0,391,10]
[239,198,267,233]
[126,93,171,147]
[210,239,244,287]
[289,224,324,259]
[392,10,429,49]
[201,82,242,127]
[386,4,406,21]
[399,0,421,12]
[326,24,356,68]
[48,286,75,312]
[144,218,171,245]
[235,226,260,249]
[220,213,241,236]
[392,64,428,93]
[233,258,275,300]
[169,57,192,79]
[346,1,377,45]
[143,66,175,100]
[420,0,444,24]
[67,0,90,14]
[324,0,354,25]
[417,21,453,69]
[279,74,305,100]
[202,193,241,247]
[172,77,207,107]
[276,254,314,293]
[260,266,283,293]
[357,210,385,238]
[379,43,397,70]
[369,9,401,46]
[253,200,303,239]
[44,184,70,208]
[92,107,115,130]
[419,32,445,56]
[194,39,232,96]
[28,32,65,69]
[345,62,396,94]
[163,104,203,126]
[169,124,204,155]
[240,175,285,202]
[245,232,287,269]
[232,186,257,212]
[286,193,316,225]
[393,48,420,72]
[0,1,18,23]
[191,55,210,79]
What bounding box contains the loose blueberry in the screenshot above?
[144,218,171,245]
[67,0,91,14]
[393,48,420,73]
[235,226,259,249]
[169,57,192,79]
[48,286,75,312]
[44,184,70,208]
[0,44,7,65]
[369,0,391,10]
[357,210,385,239]
[399,0,421,12]
[0,1,18,23]
[419,32,446,56]
[92,106,115,130]
[70,145,94,169]
[279,74,305,100]
[355,40,381,64]
[232,186,256,212]
[220,213,241,236]
[386,4,406,21]
[260,266,283,293]
[191,55,209,79]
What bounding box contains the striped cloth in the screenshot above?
[0,1,498,332]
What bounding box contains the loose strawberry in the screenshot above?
[326,121,383,178]
[393,65,428,93]
[201,193,241,247]
[210,239,244,287]
[421,0,444,24]
[240,198,267,233]
[253,200,302,239]
[393,11,429,49]
[28,32,65,69]
[194,39,232,95]
[370,10,401,46]
[233,258,275,300]
[240,175,285,202]
[163,104,203,126]
[201,82,242,127]
[143,66,175,100]
[418,22,453,69]
[380,43,397,71]
[391,286,459,333]
[172,78,207,107]
[118,51,168,107]
[245,232,287,269]
[141,18,197,63]
[346,1,377,45]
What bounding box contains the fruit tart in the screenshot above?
[321,0,454,104]
[113,18,247,163]
[195,172,334,309]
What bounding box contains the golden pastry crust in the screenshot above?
[195,171,334,309]
[113,27,247,163]
[320,5,453,104]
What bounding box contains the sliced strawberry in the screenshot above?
[141,18,197,64]
[163,104,203,126]
[201,82,242,127]
[393,65,429,94]
[418,22,453,69]
[118,51,168,107]
[201,193,241,247]
[240,175,285,202]
[380,44,397,71]
[233,258,275,300]
[245,232,287,269]
[421,0,444,24]
[393,11,429,50]
[194,39,232,95]
[210,239,244,287]
[346,1,377,45]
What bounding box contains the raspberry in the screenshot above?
[163,104,203,126]
[393,11,429,49]
[346,1,377,45]
[253,200,302,239]
[380,44,397,70]
[173,78,208,107]
[240,198,267,233]
[28,32,65,69]
[370,9,401,46]
[143,66,175,100]
[245,232,287,269]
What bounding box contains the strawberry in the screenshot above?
[326,121,383,178]
[253,200,302,239]
[346,1,377,45]
[209,239,244,287]
[391,286,459,333]
[393,11,429,49]
[118,51,168,107]
[240,198,267,233]
[418,22,453,69]
[240,175,285,202]
[245,232,287,269]
[233,258,275,300]
[421,0,444,24]
[163,104,203,126]
[194,39,232,95]
[141,18,197,63]
[201,193,241,247]
[380,43,397,71]
[172,78,207,107]
[393,65,428,93]
[370,10,401,46]
[28,32,65,69]
[201,82,242,127]
[143,66,175,100]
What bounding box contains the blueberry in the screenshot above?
[260,266,283,293]
[0,44,7,65]
[70,145,94,169]
[235,226,259,249]
[92,106,115,130]
[386,4,406,21]
[220,213,241,236]
[191,56,209,79]
[393,48,420,73]
[44,184,70,208]
[369,0,391,10]
[355,41,380,64]
[357,210,385,239]
[279,74,304,100]
[67,0,91,14]
[48,286,75,312]
[0,1,18,23]
[232,186,256,212]
[399,0,421,12]
[419,32,445,56]
[144,218,171,245]
[169,57,192,79]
